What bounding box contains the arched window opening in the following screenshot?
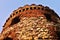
[10,16,20,25]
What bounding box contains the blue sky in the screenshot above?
[0,0,60,33]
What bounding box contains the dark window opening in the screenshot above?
[30,7,33,10]
[38,7,40,9]
[23,9,25,11]
[13,13,15,16]
[34,7,36,9]
[41,8,44,10]
[3,37,13,40]
[10,15,12,17]
[7,18,10,21]
[44,13,51,21]
[26,8,29,10]
[10,16,20,25]
[19,10,21,12]
[16,11,18,14]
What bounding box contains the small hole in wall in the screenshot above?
[7,18,10,20]
[10,16,20,25]
[3,37,13,40]
[41,8,44,10]
[23,9,25,11]
[6,18,9,22]
[26,8,29,10]
[16,11,18,14]
[19,10,21,12]
[38,7,40,9]
[13,13,15,16]
[34,7,36,9]
[10,15,12,17]
[3,23,6,27]
[30,7,33,10]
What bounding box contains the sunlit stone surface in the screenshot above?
[0,4,60,40]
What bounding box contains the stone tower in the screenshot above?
[0,4,60,40]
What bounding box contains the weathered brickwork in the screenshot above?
[0,4,60,40]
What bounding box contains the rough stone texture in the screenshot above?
[0,4,60,40]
